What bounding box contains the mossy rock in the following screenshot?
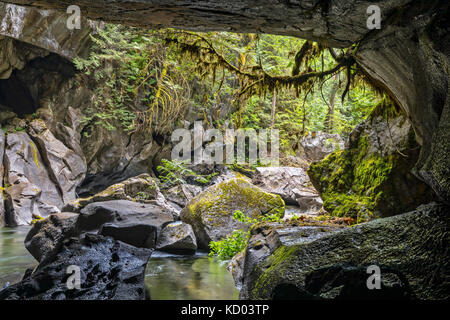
[308,102,435,223]
[180,178,285,250]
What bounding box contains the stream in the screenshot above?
[0,227,239,300]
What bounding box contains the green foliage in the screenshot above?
[74,24,189,135]
[157,159,218,188]
[209,209,281,260]
[209,230,250,260]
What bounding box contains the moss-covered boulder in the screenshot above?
[308,101,435,223]
[180,178,285,250]
[241,203,449,300]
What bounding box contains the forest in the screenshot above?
[0,1,448,302]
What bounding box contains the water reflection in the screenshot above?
[145,254,239,300]
[0,227,37,287]
[0,227,239,300]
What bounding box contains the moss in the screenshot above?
[187,178,285,221]
[31,143,40,169]
[252,245,298,297]
[308,128,399,223]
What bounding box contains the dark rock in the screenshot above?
[99,223,157,249]
[0,233,152,300]
[241,203,450,300]
[76,200,174,236]
[156,222,197,254]
[24,212,78,262]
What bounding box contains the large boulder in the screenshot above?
[0,233,152,300]
[99,223,157,249]
[3,132,63,225]
[156,222,197,255]
[230,220,341,290]
[252,167,323,213]
[63,174,179,218]
[24,212,78,262]
[299,132,344,162]
[308,102,436,223]
[240,203,449,300]
[77,200,174,242]
[180,178,285,250]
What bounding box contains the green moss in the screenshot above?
[188,178,285,220]
[308,129,399,223]
[252,245,298,297]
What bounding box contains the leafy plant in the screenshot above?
[209,209,281,260]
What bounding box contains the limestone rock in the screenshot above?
[252,167,322,214]
[3,132,63,225]
[156,222,197,254]
[24,212,78,262]
[28,119,86,204]
[180,178,285,250]
[299,132,344,162]
[240,203,449,300]
[0,233,152,300]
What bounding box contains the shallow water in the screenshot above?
[0,227,239,300]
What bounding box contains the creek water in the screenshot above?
[0,227,239,300]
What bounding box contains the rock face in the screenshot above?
[156,222,197,254]
[252,167,322,213]
[3,132,63,225]
[308,103,436,223]
[0,233,152,300]
[181,178,285,250]
[299,132,344,162]
[240,203,450,300]
[28,119,87,204]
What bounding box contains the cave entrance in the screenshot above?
[0,52,75,119]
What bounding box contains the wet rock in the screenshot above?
[76,200,174,237]
[3,132,63,225]
[156,222,197,254]
[0,233,152,300]
[299,132,344,162]
[24,212,78,262]
[252,167,322,213]
[181,178,285,250]
[241,203,450,300]
[28,119,87,204]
